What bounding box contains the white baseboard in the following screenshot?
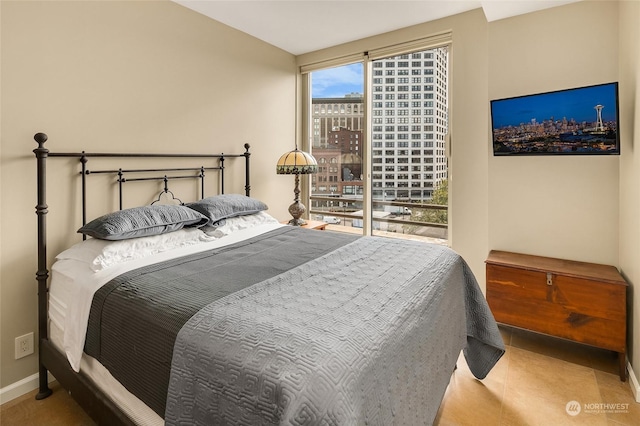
[628,361,640,403]
[0,372,55,405]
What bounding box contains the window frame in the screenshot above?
[300,30,452,236]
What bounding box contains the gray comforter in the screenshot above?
[165,234,504,425]
[85,227,358,417]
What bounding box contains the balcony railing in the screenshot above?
[309,195,448,241]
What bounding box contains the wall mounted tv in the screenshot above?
[491,82,620,156]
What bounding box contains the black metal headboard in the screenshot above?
[32,132,251,403]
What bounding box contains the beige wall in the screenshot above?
[0,0,295,388]
[618,0,640,392]
[487,1,620,265]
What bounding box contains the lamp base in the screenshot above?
[288,217,307,226]
[288,200,307,226]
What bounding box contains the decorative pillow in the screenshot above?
[201,211,280,237]
[185,194,268,226]
[57,228,215,272]
[77,205,208,240]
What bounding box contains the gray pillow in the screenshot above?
[185,194,268,226]
[78,205,208,240]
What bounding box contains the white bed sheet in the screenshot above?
[49,222,284,373]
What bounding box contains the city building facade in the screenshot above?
[311,47,448,203]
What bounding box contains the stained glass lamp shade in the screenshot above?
[276,148,318,226]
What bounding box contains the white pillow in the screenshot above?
[201,211,280,238]
[56,228,215,272]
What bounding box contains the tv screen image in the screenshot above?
[490,82,620,156]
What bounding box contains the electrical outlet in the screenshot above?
[15,332,34,359]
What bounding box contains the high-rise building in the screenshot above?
[371,49,448,201]
[311,47,448,202]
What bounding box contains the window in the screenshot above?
[305,40,449,241]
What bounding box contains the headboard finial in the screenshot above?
[34,133,49,158]
[34,132,48,146]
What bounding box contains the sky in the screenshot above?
[311,63,364,98]
[491,83,618,129]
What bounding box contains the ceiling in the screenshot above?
[172,0,582,56]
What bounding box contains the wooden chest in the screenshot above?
[485,250,628,381]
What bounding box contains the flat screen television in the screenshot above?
[490,82,620,156]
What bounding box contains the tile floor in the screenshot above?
[434,325,640,425]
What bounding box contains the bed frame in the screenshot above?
[32,132,252,425]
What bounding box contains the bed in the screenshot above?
[32,132,505,425]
